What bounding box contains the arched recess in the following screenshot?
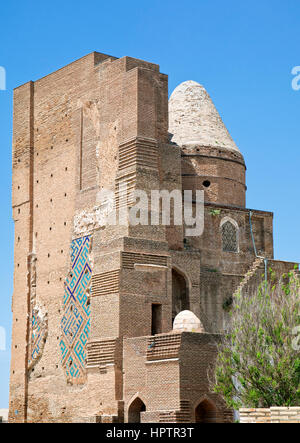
[172,267,190,323]
[195,399,217,423]
[220,217,239,253]
[128,397,146,423]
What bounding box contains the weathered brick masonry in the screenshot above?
[240,407,300,423]
[9,52,298,423]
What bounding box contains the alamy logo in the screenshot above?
[74,185,205,237]
[291,66,300,91]
[0,326,6,351]
[0,66,6,91]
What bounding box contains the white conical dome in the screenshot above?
[173,310,205,333]
[169,80,240,153]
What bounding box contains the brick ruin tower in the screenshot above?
[9,52,298,423]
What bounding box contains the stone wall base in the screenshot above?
[239,407,300,423]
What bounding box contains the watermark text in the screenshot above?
[0,67,6,91]
[291,66,300,91]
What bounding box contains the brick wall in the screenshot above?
[123,332,233,423]
[9,49,299,424]
[239,407,300,423]
[9,51,171,422]
[181,145,246,207]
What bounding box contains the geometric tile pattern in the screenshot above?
[60,236,92,383]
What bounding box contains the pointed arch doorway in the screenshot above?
[172,268,190,323]
[128,397,146,423]
[195,399,217,423]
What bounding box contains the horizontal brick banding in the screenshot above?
[86,338,117,367]
[91,270,120,297]
[118,138,158,171]
[146,333,181,361]
[122,252,168,270]
[115,172,136,209]
[158,400,191,423]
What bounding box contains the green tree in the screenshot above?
[212,269,300,409]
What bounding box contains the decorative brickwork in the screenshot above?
[9,51,298,423]
[118,138,158,171]
[86,338,117,368]
[122,252,168,270]
[91,271,120,297]
[115,172,137,210]
[60,236,92,383]
[146,334,181,361]
[221,221,238,253]
[158,401,192,423]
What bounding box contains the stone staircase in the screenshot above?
[234,257,264,297]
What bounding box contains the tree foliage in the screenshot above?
[212,269,300,409]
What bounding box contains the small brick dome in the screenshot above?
[173,310,205,333]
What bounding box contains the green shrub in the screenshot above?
[212,270,300,409]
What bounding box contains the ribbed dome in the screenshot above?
[169,80,240,153]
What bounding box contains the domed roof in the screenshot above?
[173,310,205,333]
[169,80,240,153]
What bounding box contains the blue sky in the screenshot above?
[0,0,299,408]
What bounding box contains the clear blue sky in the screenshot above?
[0,0,299,408]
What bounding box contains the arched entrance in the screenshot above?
[128,397,146,423]
[195,399,217,423]
[172,268,189,323]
